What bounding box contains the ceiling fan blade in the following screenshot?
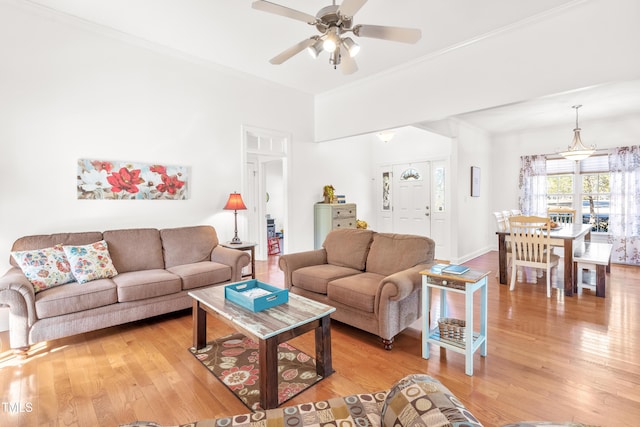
[338,0,367,18]
[269,38,317,65]
[340,46,358,75]
[354,24,422,44]
[252,1,317,25]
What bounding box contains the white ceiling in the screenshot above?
[26,0,578,94]
[448,79,640,134]
[21,0,640,133]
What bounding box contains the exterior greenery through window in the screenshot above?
[546,155,610,232]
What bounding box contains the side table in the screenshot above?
[221,242,257,279]
[420,268,489,376]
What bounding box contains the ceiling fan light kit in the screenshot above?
[251,0,421,74]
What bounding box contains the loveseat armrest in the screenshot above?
[278,249,327,289]
[211,246,251,282]
[377,263,430,303]
[0,267,38,349]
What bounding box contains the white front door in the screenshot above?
[392,162,431,236]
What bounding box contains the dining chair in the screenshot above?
[493,211,523,282]
[508,215,560,298]
[510,209,522,215]
[548,206,576,224]
[493,211,509,233]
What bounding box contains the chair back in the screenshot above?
[548,206,576,224]
[508,216,554,267]
[493,211,509,232]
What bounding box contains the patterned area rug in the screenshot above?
[189,333,323,411]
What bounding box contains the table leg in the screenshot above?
[498,234,507,284]
[440,289,448,319]
[193,300,207,349]
[250,246,256,279]
[596,264,606,297]
[259,337,279,409]
[564,239,574,296]
[480,277,488,357]
[464,287,474,376]
[422,281,431,359]
[314,315,333,377]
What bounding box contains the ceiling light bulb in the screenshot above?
[342,37,360,57]
[323,38,337,53]
[323,28,339,53]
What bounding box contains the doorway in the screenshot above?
[243,126,289,261]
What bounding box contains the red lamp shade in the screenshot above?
[224,193,247,211]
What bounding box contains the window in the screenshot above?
[580,155,610,232]
[546,155,610,232]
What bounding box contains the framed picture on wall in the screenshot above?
[471,166,480,197]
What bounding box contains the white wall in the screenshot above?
[454,121,493,262]
[0,1,314,274]
[287,135,373,252]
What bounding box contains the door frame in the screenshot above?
[242,125,290,260]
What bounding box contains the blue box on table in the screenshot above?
[224,279,289,312]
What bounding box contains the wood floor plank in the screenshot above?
[0,252,639,426]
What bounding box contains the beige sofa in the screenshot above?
[0,225,249,352]
[279,229,435,350]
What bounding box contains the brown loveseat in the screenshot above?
[279,229,435,349]
[0,225,249,352]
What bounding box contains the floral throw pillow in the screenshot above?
[11,245,75,293]
[63,240,118,284]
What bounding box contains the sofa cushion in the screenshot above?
[168,261,231,290]
[120,391,387,427]
[381,374,483,427]
[113,270,182,302]
[11,244,74,292]
[161,225,219,268]
[10,231,103,268]
[366,233,434,277]
[327,272,384,313]
[103,228,165,273]
[63,240,118,284]
[293,264,362,295]
[323,229,375,271]
[35,279,117,319]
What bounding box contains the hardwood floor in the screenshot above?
[1,252,639,427]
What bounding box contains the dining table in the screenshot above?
[496,223,592,296]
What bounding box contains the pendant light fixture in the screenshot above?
[558,105,596,161]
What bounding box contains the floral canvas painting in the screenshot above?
[77,159,189,200]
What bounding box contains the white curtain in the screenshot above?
[608,146,640,264]
[518,155,547,216]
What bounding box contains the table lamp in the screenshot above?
[224,192,247,244]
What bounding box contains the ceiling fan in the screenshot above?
[251,0,422,75]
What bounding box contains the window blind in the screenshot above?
[580,154,609,173]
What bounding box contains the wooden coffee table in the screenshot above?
[188,286,336,409]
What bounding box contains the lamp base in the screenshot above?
[230,236,242,244]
